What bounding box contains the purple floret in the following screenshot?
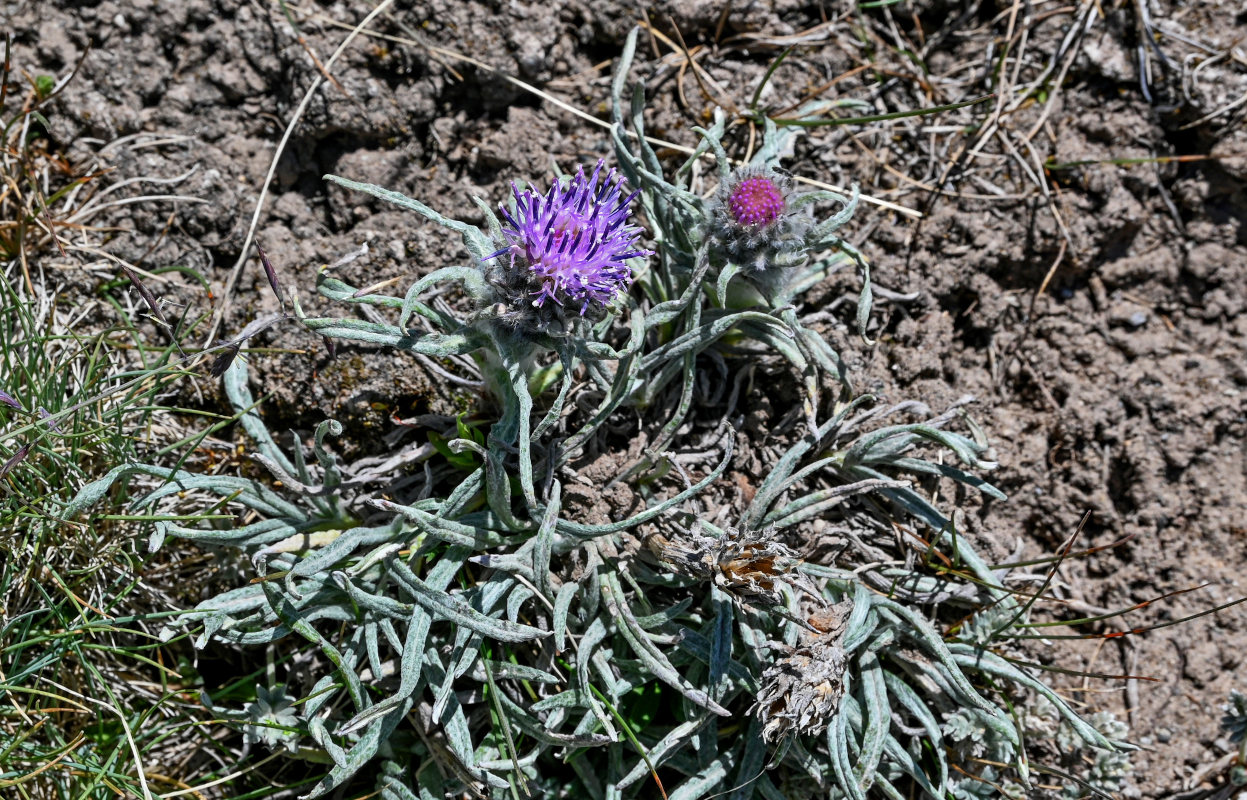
[488,161,648,315]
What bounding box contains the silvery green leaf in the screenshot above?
[854,653,890,793]
[709,584,733,702]
[371,498,506,549]
[828,704,865,800]
[882,669,948,793]
[224,358,296,474]
[947,644,1112,750]
[668,750,730,800]
[602,573,728,716]
[387,557,548,643]
[339,603,431,736]
[324,174,493,259]
[633,597,694,630]
[495,689,613,747]
[576,616,616,737]
[553,581,579,654]
[377,760,420,800]
[556,436,733,538]
[507,584,533,623]
[286,523,400,584]
[888,456,1007,500]
[533,480,561,598]
[727,718,767,800]
[840,583,877,653]
[158,518,295,548]
[674,627,756,692]
[616,718,703,790]
[470,660,560,685]
[530,690,582,713]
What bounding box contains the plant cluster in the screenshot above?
[68,30,1129,800]
[1223,690,1247,788]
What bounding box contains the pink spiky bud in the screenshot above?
[728,175,786,227]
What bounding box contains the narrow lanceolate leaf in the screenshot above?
[209,341,241,377]
[667,750,729,800]
[120,264,169,327]
[255,240,284,309]
[0,443,31,479]
[388,557,549,643]
[882,670,948,794]
[616,718,703,790]
[729,719,768,800]
[828,695,865,800]
[533,480,561,598]
[854,653,890,792]
[553,581,579,654]
[709,585,733,701]
[470,659,560,685]
[602,572,729,717]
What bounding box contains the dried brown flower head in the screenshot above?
[753,598,853,742]
[754,638,848,742]
[650,524,815,604]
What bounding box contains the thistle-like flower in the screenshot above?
[483,161,649,331]
[708,166,809,278]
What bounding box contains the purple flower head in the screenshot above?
[0,389,21,411]
[728,175,786,228]
[709,166,809,281]
[486,161,649,318]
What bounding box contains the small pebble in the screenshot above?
[1128,310,1148,327]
